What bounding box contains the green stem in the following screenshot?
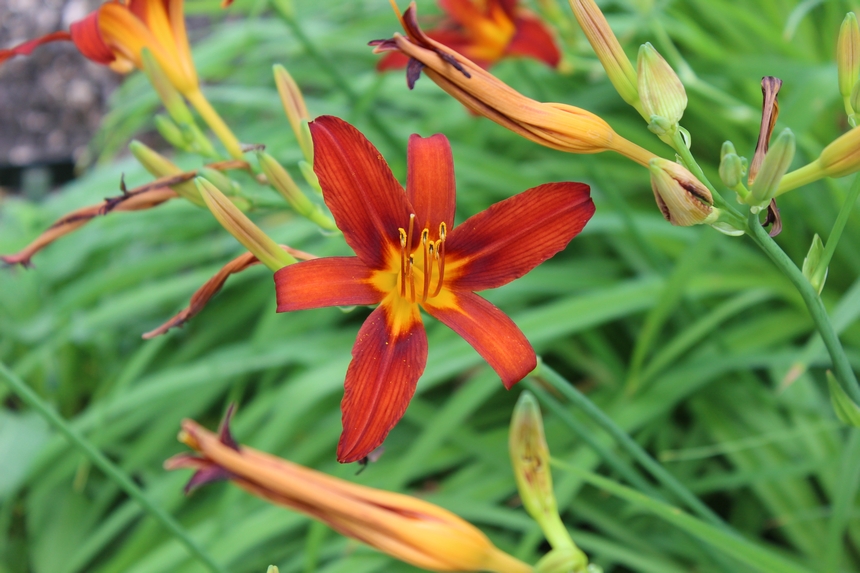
[745,212,860,404]
[272,2,401,153]
[532,364,729,530]
[0,362,229,573]
[814,173,860,287]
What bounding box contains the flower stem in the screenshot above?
[185,89,245,160]
[0,361,229,573]
[745,211,860,403]
[815,174,860,287]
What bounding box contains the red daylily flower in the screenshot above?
[274,116,594,463]
[377,0,561,71]
[0,0,198,95]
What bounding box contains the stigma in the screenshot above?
[397,214,446,303]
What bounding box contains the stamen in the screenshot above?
[398,227,407,297]
[408,255,416,303]
[431,234,445,298]
[425,243,435,302]
[421,228,430,302]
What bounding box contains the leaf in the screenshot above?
[828,371,860,427]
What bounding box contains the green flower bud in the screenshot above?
[129,140,203,206]
[648,158,713,226]
[568,0,640,109]
[257,152,336,231]
[509,392,573,550]
[748,128,795,207]
[719,153,746,189]
[720,141,738,161]
[637,43,687,129]
[801,234,827,295]
[196,177,296,272]
[273,64,313,164]
[198,167,241,197]
[154,115,190,151]
[838,13,860,100]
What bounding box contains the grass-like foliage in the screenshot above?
[2,0,860,572]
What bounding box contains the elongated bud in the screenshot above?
[170,414,532,573]
[274,64,314,163]
[129,140,204,206]
[154,114,190,150]
[838,14,860,101]
[199,166,241,196]
[648,158,713,226]
[299,160,322,193]
[257,152,336,230]
[638,43,687,130]
[196,177,296,271]
[510,392,574,550]
[535,548,589,573]
[266,567,279,573]
[818,125,860,178]
[801,234,827,295]
[141,49,196,126]
[748,128,795,207]
[370,6,656,166]
[567,0,639,108]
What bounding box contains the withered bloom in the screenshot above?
[167,409,532,573]
[370,3,656,166]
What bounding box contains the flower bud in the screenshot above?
[154,114,190,150]
[129,140,204,206]
[818,125,860,178]
[567,0,640,109]
[719,152,746,189]
[274,64,313,163]
[141,48,195,126]
[838,13,860,100]
[169,413,532,573]
[801,233,827,295]
[648,158,713,226]
[748,128,795,207]
[257,152,336,231]
[509,392,573,550]
[198,167,241,196]
[196,177,296,271]
[535,548,589,573]
[637,43,687,128]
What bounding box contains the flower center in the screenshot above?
[397,214,447,303]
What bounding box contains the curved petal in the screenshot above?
[446,182,594,291]
[338,297,427,463]
[424,291,534,389]
[274,257,384,312]
[0,31,73,66]
[506,14,561,68]
[70,11,115,64]
[406,133,456,241]
[310,116,413,270]
[439,0,486,27]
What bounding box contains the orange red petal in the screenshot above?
[310,116,413,270]
[406,134,456,240]
[424,291,535,389]
[69,10,115,64]
[446,182,594,291]
[0,31,73,66]
[338,297,427,463]
[274,257,385,312]
[506,13,561,68]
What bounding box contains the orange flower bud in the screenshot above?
[371,4,657,167]
[167,414,532,573]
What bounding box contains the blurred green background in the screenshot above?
[2,0,860,572]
